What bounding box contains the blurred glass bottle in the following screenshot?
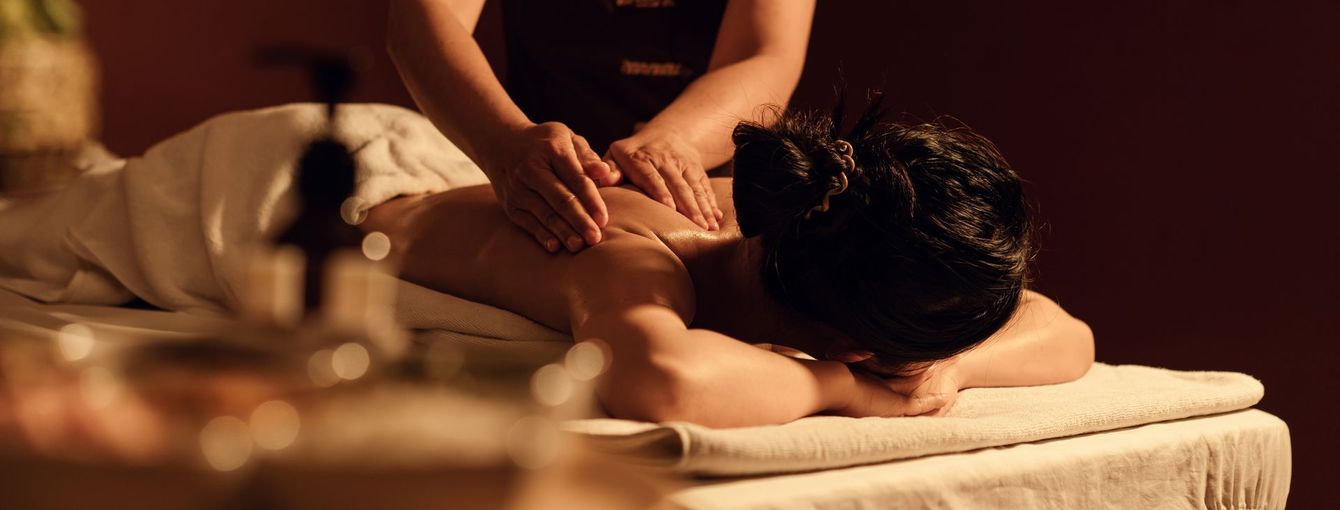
[0,0,100,194]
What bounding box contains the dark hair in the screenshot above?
[731,93,1032,370]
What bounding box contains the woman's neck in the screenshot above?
[672,233,835,356]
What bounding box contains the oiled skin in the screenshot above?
[365,177,819,346]
[364,176,1094,427]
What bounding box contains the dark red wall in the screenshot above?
[83,1,1335,505]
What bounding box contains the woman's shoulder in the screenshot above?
[599,178,737,238]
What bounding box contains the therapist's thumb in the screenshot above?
[570,135,618,186]
[595,157,623,186]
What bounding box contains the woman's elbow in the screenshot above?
[1060,318,1096,382]
[597,356,702,423]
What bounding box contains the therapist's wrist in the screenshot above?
[635,120,721,160]
[628,123,694,150]
[476,119,538,178]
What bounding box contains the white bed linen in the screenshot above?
[569,364,1265,476]
[663,409,1290,510]
[0,293,1291,509]
[0,103,487,313]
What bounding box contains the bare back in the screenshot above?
[363,178,747,333]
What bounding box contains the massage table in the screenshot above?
[633,410,1289,509]
[0,288,1291,509]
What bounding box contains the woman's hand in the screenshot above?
[604,129,723,231]
[883,358,965,417]
[757,344,956,419]
[485,122,620,253]
[828,365,952,419]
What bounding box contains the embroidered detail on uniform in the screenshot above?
[620,59,687,77]
[615,0,676,8]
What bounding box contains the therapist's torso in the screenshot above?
[501,0,728,152]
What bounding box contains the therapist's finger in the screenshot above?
[520,160,600,246]
[665,166,709,229]
[689,175,718,230]
[572,135,618,186]
[548,142,608,234]
[610,147,674,209]
[505,192,564,253]
[701,175,723,220]
[507,206,561,253]
[531,174,602,248]
[516,187,586,253]
[601,157,625,185]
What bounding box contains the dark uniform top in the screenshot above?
[501,0,729,153]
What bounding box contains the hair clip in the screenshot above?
[804,140,855,219]
[833,139,855,162]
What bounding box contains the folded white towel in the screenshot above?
[0,103,487,313]
[395,280,566,342]
[567,363,1266,476]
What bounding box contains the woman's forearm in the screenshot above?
[637,54,804,169]
[954,291,1096,388]
[593,318,851,427]
[387,0,530,177]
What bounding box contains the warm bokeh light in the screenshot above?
[250,400,300,451]
[506,415,560,470]
[200,416,252,472]
[340,196,368,226]
[331,342,370,380]
[78,366,121,409]
[361,231,392,261]
[55,323,95,361]
[564,341,609,381]
[307,349,340,387]
[530,363,573,407]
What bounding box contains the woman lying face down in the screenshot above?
[364,97,1095,427]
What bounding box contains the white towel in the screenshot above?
[395,280,566,341]
[567,363,1266,476]
[0,103,488,314]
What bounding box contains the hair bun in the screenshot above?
[732,111,873,241]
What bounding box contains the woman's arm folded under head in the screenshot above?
[951,290,1096,389]
[562,231,827,426]
[564,230,941,427]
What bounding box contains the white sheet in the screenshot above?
[661,409,1290,510]
[0,293,1291,509]
[0,103,486,313]
[569,363,1266,476]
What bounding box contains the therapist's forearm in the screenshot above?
[639,54,802,169]
[387,0,529,178]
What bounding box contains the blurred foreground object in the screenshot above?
[0,309,607,509]
[0,0,98,194]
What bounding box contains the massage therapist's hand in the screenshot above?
[604,128,723,231]
[485,122,621,253]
